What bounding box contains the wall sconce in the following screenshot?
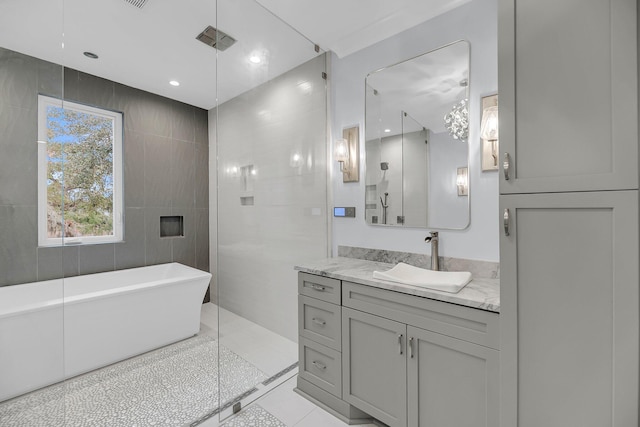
[480,94,499,171]
[334,125,359,182]
[456,166,469,196]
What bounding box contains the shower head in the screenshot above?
[380,162,389,170]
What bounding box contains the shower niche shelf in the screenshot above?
[160,216,184,238]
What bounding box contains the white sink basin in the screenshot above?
[372,262,472,293]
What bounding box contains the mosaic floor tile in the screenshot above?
[0,335,267,426]
[221,405,286,427]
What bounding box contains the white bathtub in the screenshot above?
[0,262,211,402]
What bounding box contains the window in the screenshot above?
[37,95,123,246]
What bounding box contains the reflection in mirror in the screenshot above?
[365,40,470,229]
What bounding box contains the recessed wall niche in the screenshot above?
[160,216,184,238]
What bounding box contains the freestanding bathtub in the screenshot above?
[0,262,211,402]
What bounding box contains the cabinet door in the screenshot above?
[500,191,638,427]
[342,307,407,427]
[407,326,498,427]
[499,0,637,194]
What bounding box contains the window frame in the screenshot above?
[37,95,124,247]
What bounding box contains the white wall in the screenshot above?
[330,0,498,262]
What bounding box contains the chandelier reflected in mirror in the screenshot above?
[443,98,469,141]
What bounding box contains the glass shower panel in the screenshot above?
[216,0,328,420]
[402,112,429,227]
[0,0,67,424]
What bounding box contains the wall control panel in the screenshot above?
[334,207,356,217]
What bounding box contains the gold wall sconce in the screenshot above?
[334,125,359,182]
[480,94,499,171]
[456,166,469,196]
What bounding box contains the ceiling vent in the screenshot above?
[123,0,148,8]
[196,25,237,51]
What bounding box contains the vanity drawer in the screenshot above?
[299,295,341,351]
[298,272,341,305]
[342,281,499,349]
[299,336,342,398]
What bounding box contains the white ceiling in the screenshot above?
[0,0,469,109]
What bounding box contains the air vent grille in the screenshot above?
[124,0,148,8]
[196,25,236,51]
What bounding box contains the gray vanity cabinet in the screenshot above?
[500,191,639,426]
[498,0,637,194]
[341,281,499,427]
[407,326,499,427]
[342,307,407,427]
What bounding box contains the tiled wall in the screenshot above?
[212,54,328,342]
[0,46,209,287]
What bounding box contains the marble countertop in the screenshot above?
[295,257,500,313]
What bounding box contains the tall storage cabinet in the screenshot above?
[498,0,639,426]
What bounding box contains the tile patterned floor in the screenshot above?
[220,405,286,427]
[0,335,266,426]
[202,376,380,427]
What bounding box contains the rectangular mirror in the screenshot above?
[365,40,470,229]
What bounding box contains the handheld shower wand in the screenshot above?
[380,192,389,224]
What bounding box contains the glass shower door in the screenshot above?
[215,0,329,421]
[0,1,67,424]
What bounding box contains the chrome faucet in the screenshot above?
[424,232,439,271]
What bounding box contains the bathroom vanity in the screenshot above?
[295,257,499,427]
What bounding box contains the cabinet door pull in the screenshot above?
[409,337,414,359]
[311,284,326,292]
[503,152,511,181]
[312,360,326,370]
[311,317,326,326]
[398,334,404,355]
[504,208,511,236]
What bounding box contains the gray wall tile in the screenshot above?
[73,70,116,111]
[195,144,209,209]
[123,129,145,208]
[37,60,63,98]
[144,134,172,208]
[171,208,196,267]
[116,84,172,137]
[195,208,210,271]
[0,205,37,286]
[0,104,37,206]
[0,47,37,110]
[37,246,79,281]
[171,140,195,208]
[194,108,209,145]
[145,208,172,265]
[78,244,115,275]
[171,102,195,142]
[115,208,146,269]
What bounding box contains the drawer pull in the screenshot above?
[312,360,327,371]
[409,337,414,359]
[398,334,404,355]
[311,284,326,292]
[312,317,326,326]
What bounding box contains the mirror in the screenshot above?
[365,40,470,229]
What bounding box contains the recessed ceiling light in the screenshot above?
[169,80,180,87]
[83,51,98,59]
[384,129,391,133]
[249,55,261,64]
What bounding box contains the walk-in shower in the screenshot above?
[0,0,328,425]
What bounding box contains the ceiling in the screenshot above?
[0,0,469,110]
